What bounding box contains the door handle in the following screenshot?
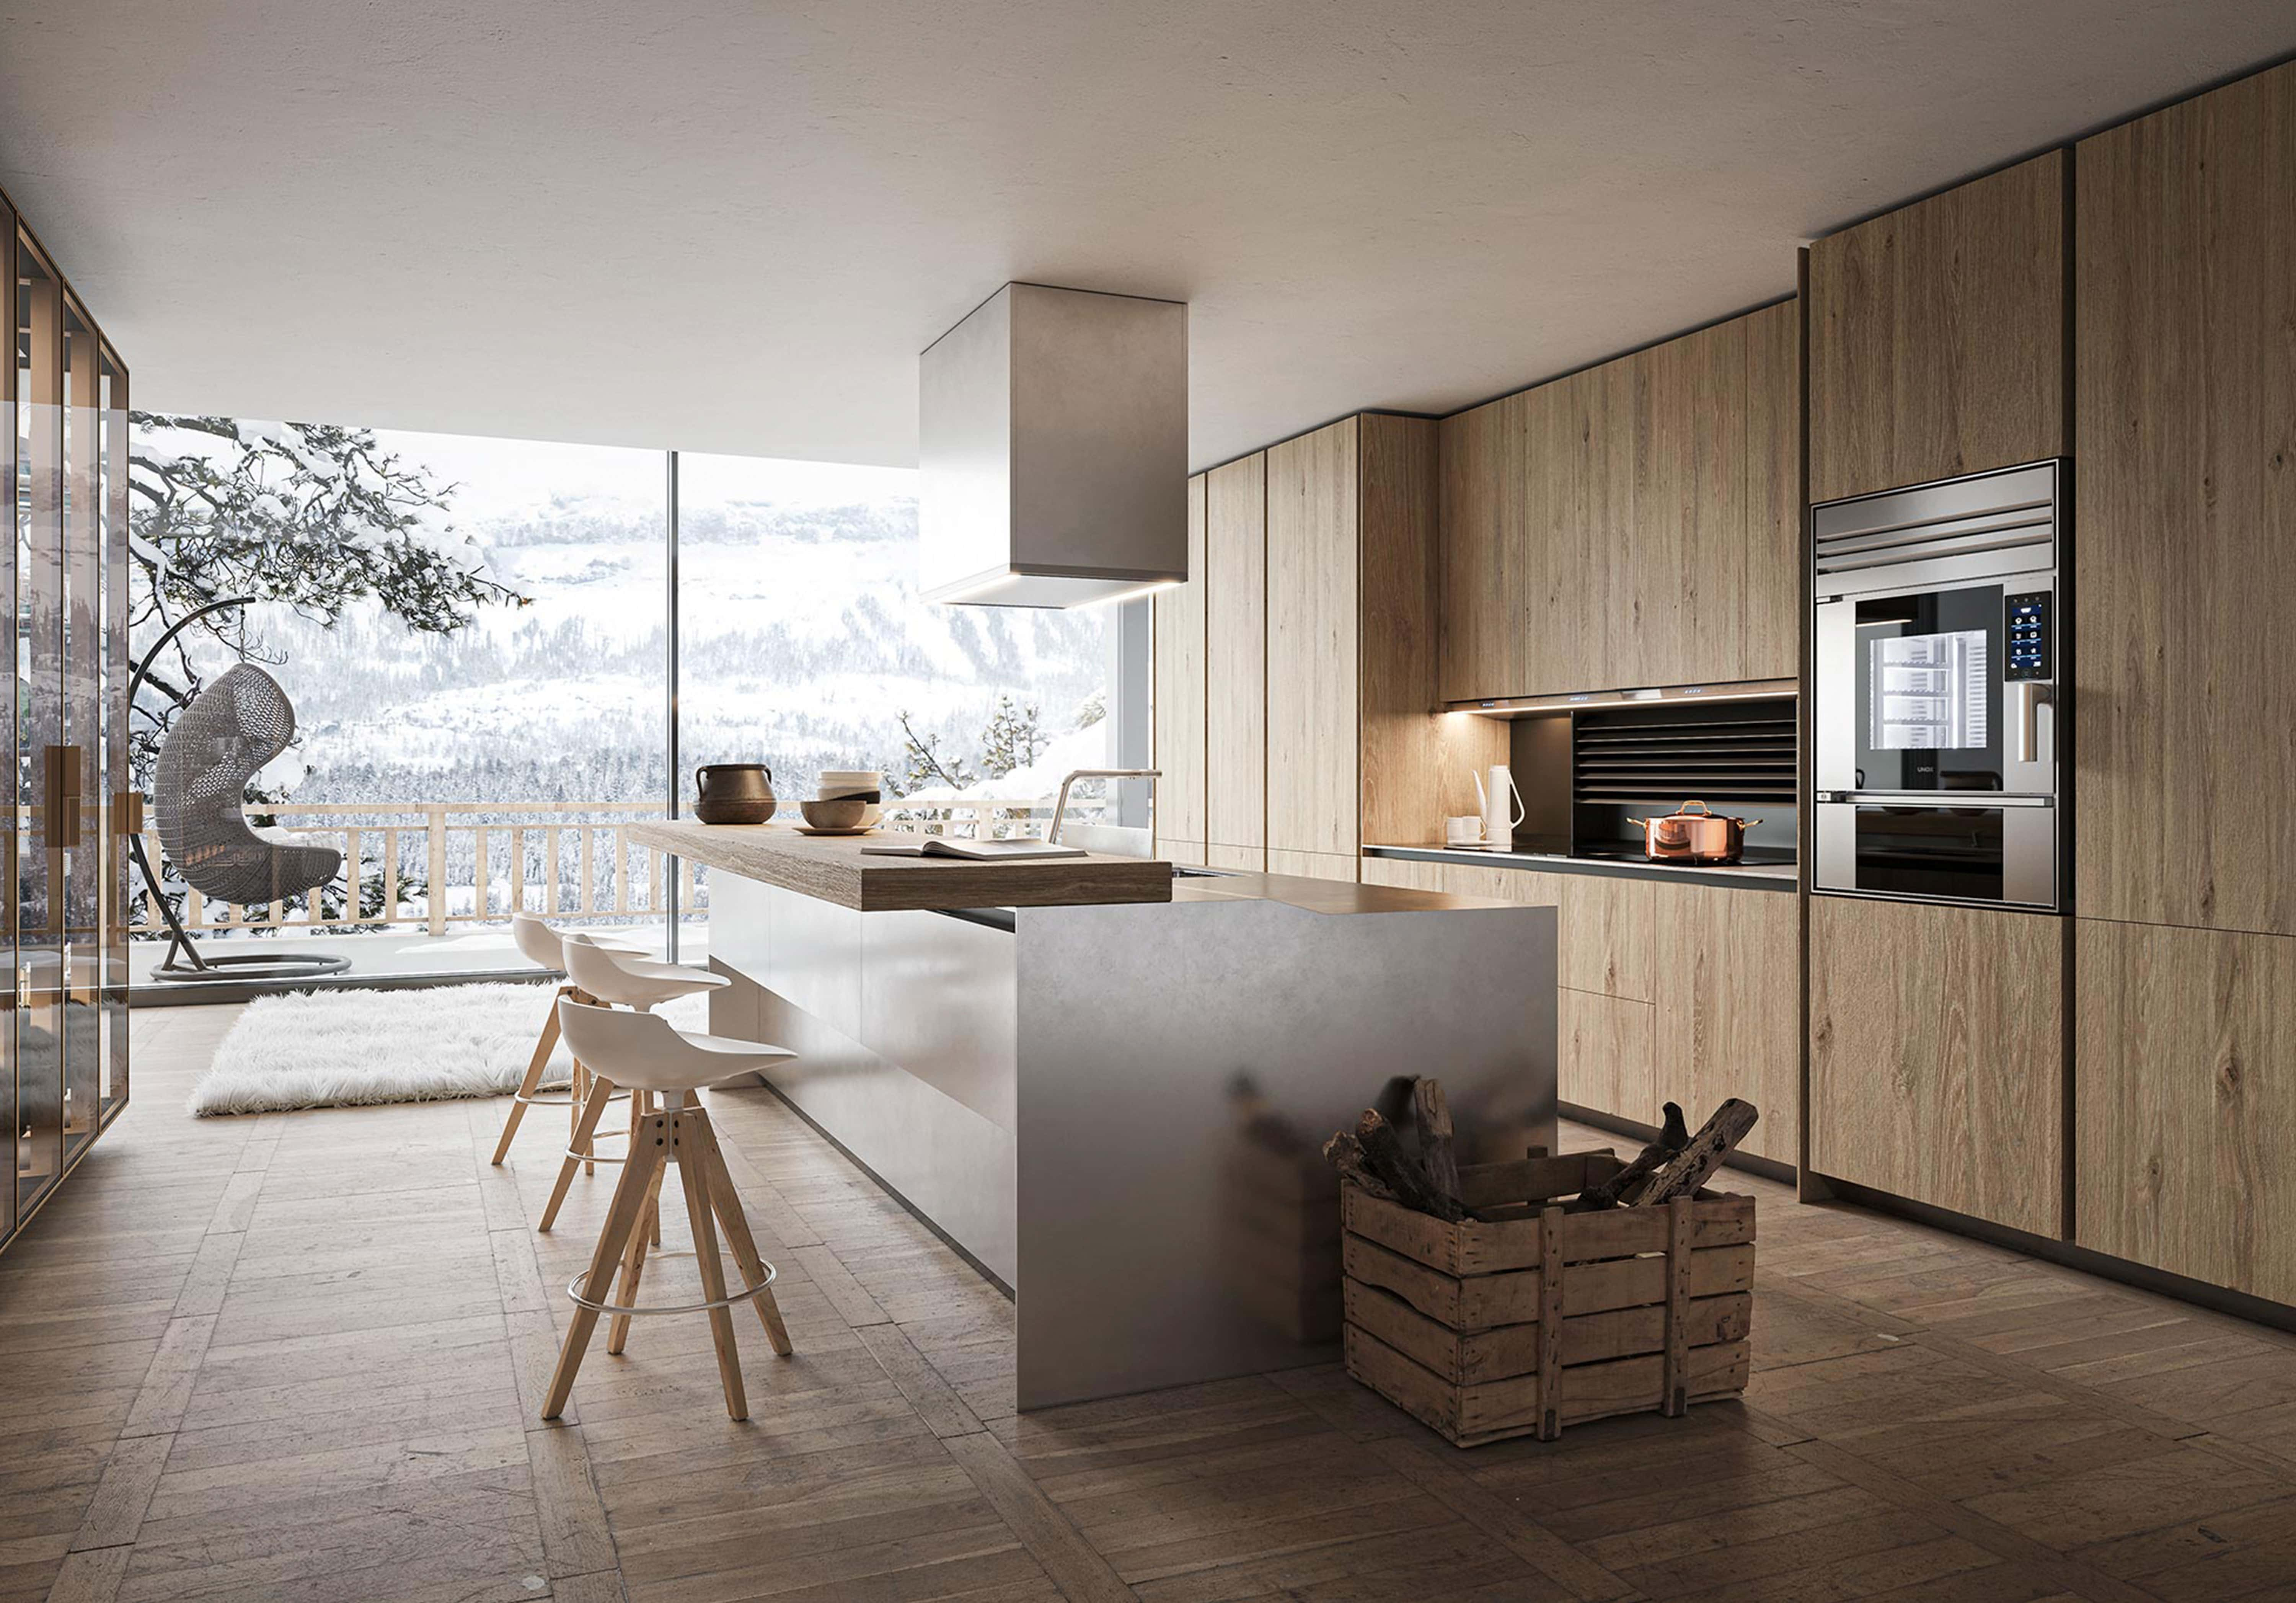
[42,744,83,849]
[2010,682,2048,765]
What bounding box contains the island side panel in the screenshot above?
[1014,896,1558,1409]
[707,872,1019,1285]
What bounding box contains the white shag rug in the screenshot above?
[188,982,709,1117]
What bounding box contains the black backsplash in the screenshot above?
[1502,697,1800,857]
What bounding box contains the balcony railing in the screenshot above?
[128,793,1101,939]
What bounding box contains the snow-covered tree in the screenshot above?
[129,414,527,778]
[979,694,1047,779]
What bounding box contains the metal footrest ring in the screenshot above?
[568,1256,778,1318]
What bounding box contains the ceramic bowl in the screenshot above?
[816,769,884,826]
[799,797,869,831]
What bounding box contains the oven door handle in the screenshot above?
[2009,680,2050,765]
[1815,791,2054,808]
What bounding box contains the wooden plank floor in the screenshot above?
[6,1003,2296,1602]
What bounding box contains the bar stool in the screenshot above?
[543,998,795,1422]
[536,939,729,1234]
[490,914,639,1169]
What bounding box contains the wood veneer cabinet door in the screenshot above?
[1807,897,2063,1236]
[1359,415,1473,844]
[1631,321,1745,687]
[2076,62,2296,936]
[1560,990,1656,1124]
[1742,299,1802,681]
[1205,453,1266,854]
[1807,151,2068,503]
[1266,849,1358,884]
[1437,394,1524,702]
[1266,419,1360,858]
[1152,473,1208,850]
[1654,886,1799,1164]
[2075,918,2296,1305]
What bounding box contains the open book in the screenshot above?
[859,837,1088,861]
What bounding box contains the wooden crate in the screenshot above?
[1340,1150,1754,1446]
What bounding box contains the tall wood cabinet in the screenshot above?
[4,189,134,1253]
[2069,60,2296,1299]
[1808,898,2063,1239]
[1438,301,1800,704]
[1806,150,2068,503]
[1204,454,1267,868]
[2075,62,2296,940]
[1161,415,1500,880]
[1151,475,1208,865]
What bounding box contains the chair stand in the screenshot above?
[137,836,352,983]
[543,1099,792,1422]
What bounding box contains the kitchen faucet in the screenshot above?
[1048,769,1160,845]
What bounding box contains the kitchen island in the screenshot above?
[629,819,1559,1408]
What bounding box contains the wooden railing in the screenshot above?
[128,792,1105,939]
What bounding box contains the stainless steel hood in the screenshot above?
[919,283,1189,607]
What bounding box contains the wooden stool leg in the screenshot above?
[539,1075,621,1233]
[542,1116,666,1420]
[606,1164,665,1356]
[578,1058,596,1176]
[491,1006,561,1166]
[675,1111,747,1420]
[691,1112,793,1356]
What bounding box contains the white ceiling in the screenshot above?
[3,2,2289,470]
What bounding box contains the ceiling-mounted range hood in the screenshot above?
[919,282,1189,607]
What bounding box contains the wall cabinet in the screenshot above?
[2074,918,2296,1306]
[1205,453,1267,863]
[1151,473,1208,860]
[1437,302,1800,703]
[2075,61,2296,939]
[1807,897,2062,1237]
[1807,151,2068,503]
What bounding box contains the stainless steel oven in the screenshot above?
[1811,460,2064,910]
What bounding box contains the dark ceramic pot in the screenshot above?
[694,764,777,824]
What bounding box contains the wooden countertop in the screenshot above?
[626,819,1172,913]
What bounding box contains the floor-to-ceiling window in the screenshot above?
[127,420,1136,986]
[670,450,1118,937]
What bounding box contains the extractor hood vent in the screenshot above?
[919,283,1189,608]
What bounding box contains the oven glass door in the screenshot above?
[1850,583,2006,794]
[1816,799,2058,908]
[1845,803,2005,900]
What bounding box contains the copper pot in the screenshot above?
[1626,800,1758,865]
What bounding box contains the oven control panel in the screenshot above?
[2004,592,2052,681]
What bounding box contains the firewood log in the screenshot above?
[1357,1110,1464,1221]
[1575,1101,1688,1210]
[1412,1077,1461,1208]
[1660,1100,1689,1151]
[1319,1132,1398,1201]
[1626,1099,1760,1206]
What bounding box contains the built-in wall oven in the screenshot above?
[1811,460,2064,910]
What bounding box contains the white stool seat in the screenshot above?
[511,910,642,972]
[557,999,793,1094]
[563,936,729,1009]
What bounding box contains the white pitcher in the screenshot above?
[1473,764,1526,850]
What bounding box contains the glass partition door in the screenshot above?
[16,230,64,1219]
